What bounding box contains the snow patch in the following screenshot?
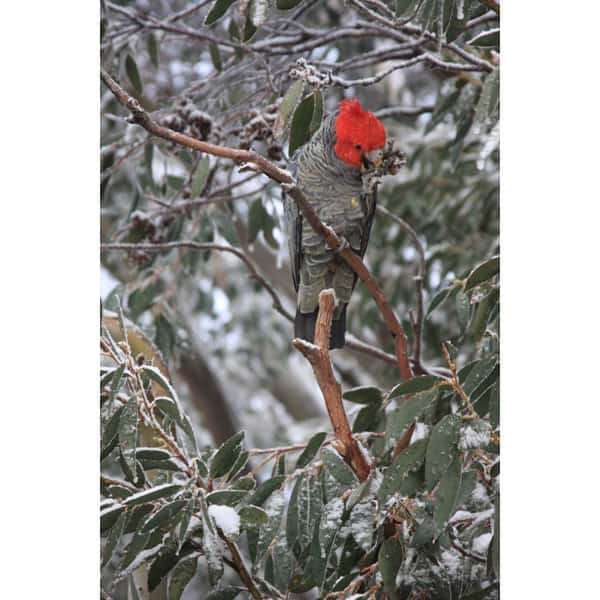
[472,532,492,555]
[411,422,430,443]
[208,504,240,537]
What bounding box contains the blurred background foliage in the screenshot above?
[101,0,499,597]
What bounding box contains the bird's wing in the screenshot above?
[284,158,302,292]
[359,188,377,258]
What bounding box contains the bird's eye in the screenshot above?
[355,144,362,150]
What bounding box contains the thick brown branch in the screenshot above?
[101,68,413,381]
[293,290,371,481]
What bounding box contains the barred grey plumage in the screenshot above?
[284,112,378,349]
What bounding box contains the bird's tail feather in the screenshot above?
[294,304,347,349]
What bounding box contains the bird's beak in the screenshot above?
[361,148,384,171]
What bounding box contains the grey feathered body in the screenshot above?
[283,114,377,348]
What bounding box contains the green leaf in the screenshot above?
[469,286,499,341]
[227,450,250,481]
[379,537,403,594]
[396,0,416,17]
[247,475,285,507]
[119,528,153,573]
[102,405,124,459]
[123,483,183,507]
[491,494,500,577]
[475,68,500,123]
[425,87,460,134]
[205,0,237,26]
[239,505,268,529]
[206,490,248,506]
[206,587,243,600]
[454,469,477,509]
[102,511,127,566]
[231,474,256,491]
[489,384,499,430]
[149,546,180,592]
[107,363,126,401]
[119,395,138,473]
[412,515,436,547]
[426,284,459,316]
[209,42,222,71]
[433,455,462,533]
[210,431,244,479]
[178,497,196,553]
[469,28,500,48]
[289,93,315,156]
[425,414,461,489]
[379,439,428,502]
[385,388,438,450]
[167,555,198,600]
[101,504,125,533]
[276,0,303,9]
[136,447,171,461]
[465,255,500,290]
[274,80,305,139]
[242,9,257,41]
[247,198,276,244]
[191,156,210,197]
[143,500,188,531]
[456,289,471,330]
[295,431,327,469]
[389,376,441,398]
[343,386,383,404]
[125,54,143,95]
[462,357,497,397]
[321,447,357,488]
[352,403,381,433]
[257,490,286,561]
[309,90,323,136]
[147,33,159,68]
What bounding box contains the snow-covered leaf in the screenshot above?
[102,510,126,566]
[143,500,188,532]
[210,431,245,479]
[348,498,376,551]
[118,394,138,473]
[433,455,462,533]
[425,414,461,490]
[465,255,500,290]
[101,503,125,533]
[247,475,285,507]
[379,438,427,503]
[469,28,499,48]
[379,537,403,593]
[206,489,247,506]
[385,389,438,450]
[321,446,357,489]
[250,0,269,27]
[122,483,183,507]
[239,505,268,529]
[257,490,286,561]
[205,587,243,600]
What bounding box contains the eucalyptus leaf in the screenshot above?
[425,414,461,489]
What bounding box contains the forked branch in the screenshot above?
[293,290,371,481]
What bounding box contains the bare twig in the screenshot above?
[293,290,371,481]
[377,206,426,371]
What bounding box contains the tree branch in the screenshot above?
[101,68,414,381]
[292,290,371,481]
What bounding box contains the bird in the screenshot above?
[284,97,387,349]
